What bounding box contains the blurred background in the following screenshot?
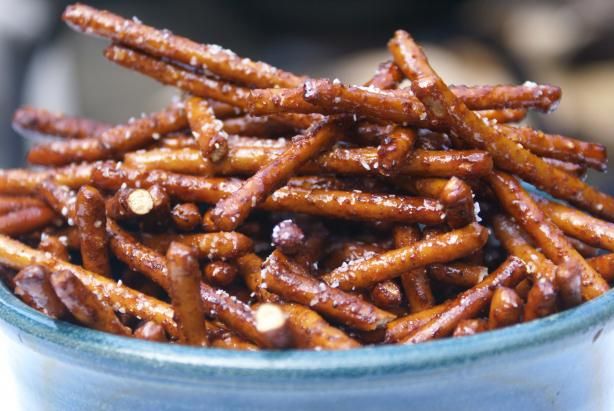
[1,0,613,190]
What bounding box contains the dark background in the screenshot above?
[1,0,613,189]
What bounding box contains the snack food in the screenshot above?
[1,4,613,351]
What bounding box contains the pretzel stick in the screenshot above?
[385,303,448,343]
[322,223,488,291]
[537,198,614,251]
[12,106,110,139]
[388,30,614,221]
[281,303,361,350]
[75,186,111,277]
[125,146,494,179]
[453,319,488,337]
[0,163,95,195]
[27,103,187,166]
[179,232,253,260]
[261,250,395,331]
[492,214,557,284]
[496,125,606,171]
[370,281,403,309]
[477,108,527,124]
[64,4,305,88]
[106,220,276,347]
[105,45,252,108]
[524,278,558,321]
[0,233,180,334]
[0,206,56,236]
[106,187,155,220]
[377,127,416,176]
[13,265,68,318]
[393,225,434,313]
[271,219,304,255]
[253,303,292,348]
[170,203,201,232]
[586,254,614,283]
[186,96,229,162]
[401,256,526,343]
[488,172,608,300]
[205,119,346,231]
[203,261,237,287]
[50,269,132,336]
[166,242,208,345]
[428,263,488,288]
[0,196,47,215]
[38,234,70,261]
[542,158,587,177]
[409,177,475,229]
[488,286,523,329]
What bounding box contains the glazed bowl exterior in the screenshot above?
[1,280,614,411]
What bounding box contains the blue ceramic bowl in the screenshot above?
[1,280,614,411]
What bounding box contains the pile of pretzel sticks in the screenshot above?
[1,3,614,350]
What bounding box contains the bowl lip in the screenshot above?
[1,280,614,380]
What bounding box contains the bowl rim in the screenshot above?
[1,280,613,380]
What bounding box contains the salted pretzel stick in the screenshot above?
[171,203,201,232]
[256,80,560,117]
[106,187,155,220]
[106,221,274,346]
[365,60,404,89]
[185,96,229,162]
[280,303,361,350]
[492,214,557,284]
[0,206,56,236]
[542,158,587,177]
[401,256,526,344]
[239,249,359,351]
[393,225,434,313]
[39,179,77,223]
[322,223,488,291]
[587,254,614,283]
[50,269,131,336]
[377,127,416,176]
[13,265,68,318]
[64,4,305,88]
[0,234,180,335]
[205,119,346,231]
[410,177,475,229]
[370,281,403,309]
[488,172,608,300]
[0,196,47,215]
[567,237,601,258]
[385,303,448,343]
[166,242,208,345]
[105,45,252,108]
[75,186,111,277]
[27,103,187,166]
[125,146,494,179]
[261,250,395,331]
[38,234,70,261]
[139,185,171,232]
[271,219,304,255]
[0,163,95,195]
[524,278,558,321]
[428,263,488,288]
[477,108,527,124]
[253,303,292,348]
[179,232,253,260]
[453,319,488,337]
[537,198,614,252]
[12,106,110,140]
[388,30,614,221]
[488,286,523,329]
[222,115,306,137]
[203,261,237,287]
[495,125,606,171]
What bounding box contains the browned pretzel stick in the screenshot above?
[64,3,305,88]
[13,106,110,139]
[488,172,608,300]
[387,30,614,221]
[401,256,526,343]
[28,103,187,166]
[321,223,488,291]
